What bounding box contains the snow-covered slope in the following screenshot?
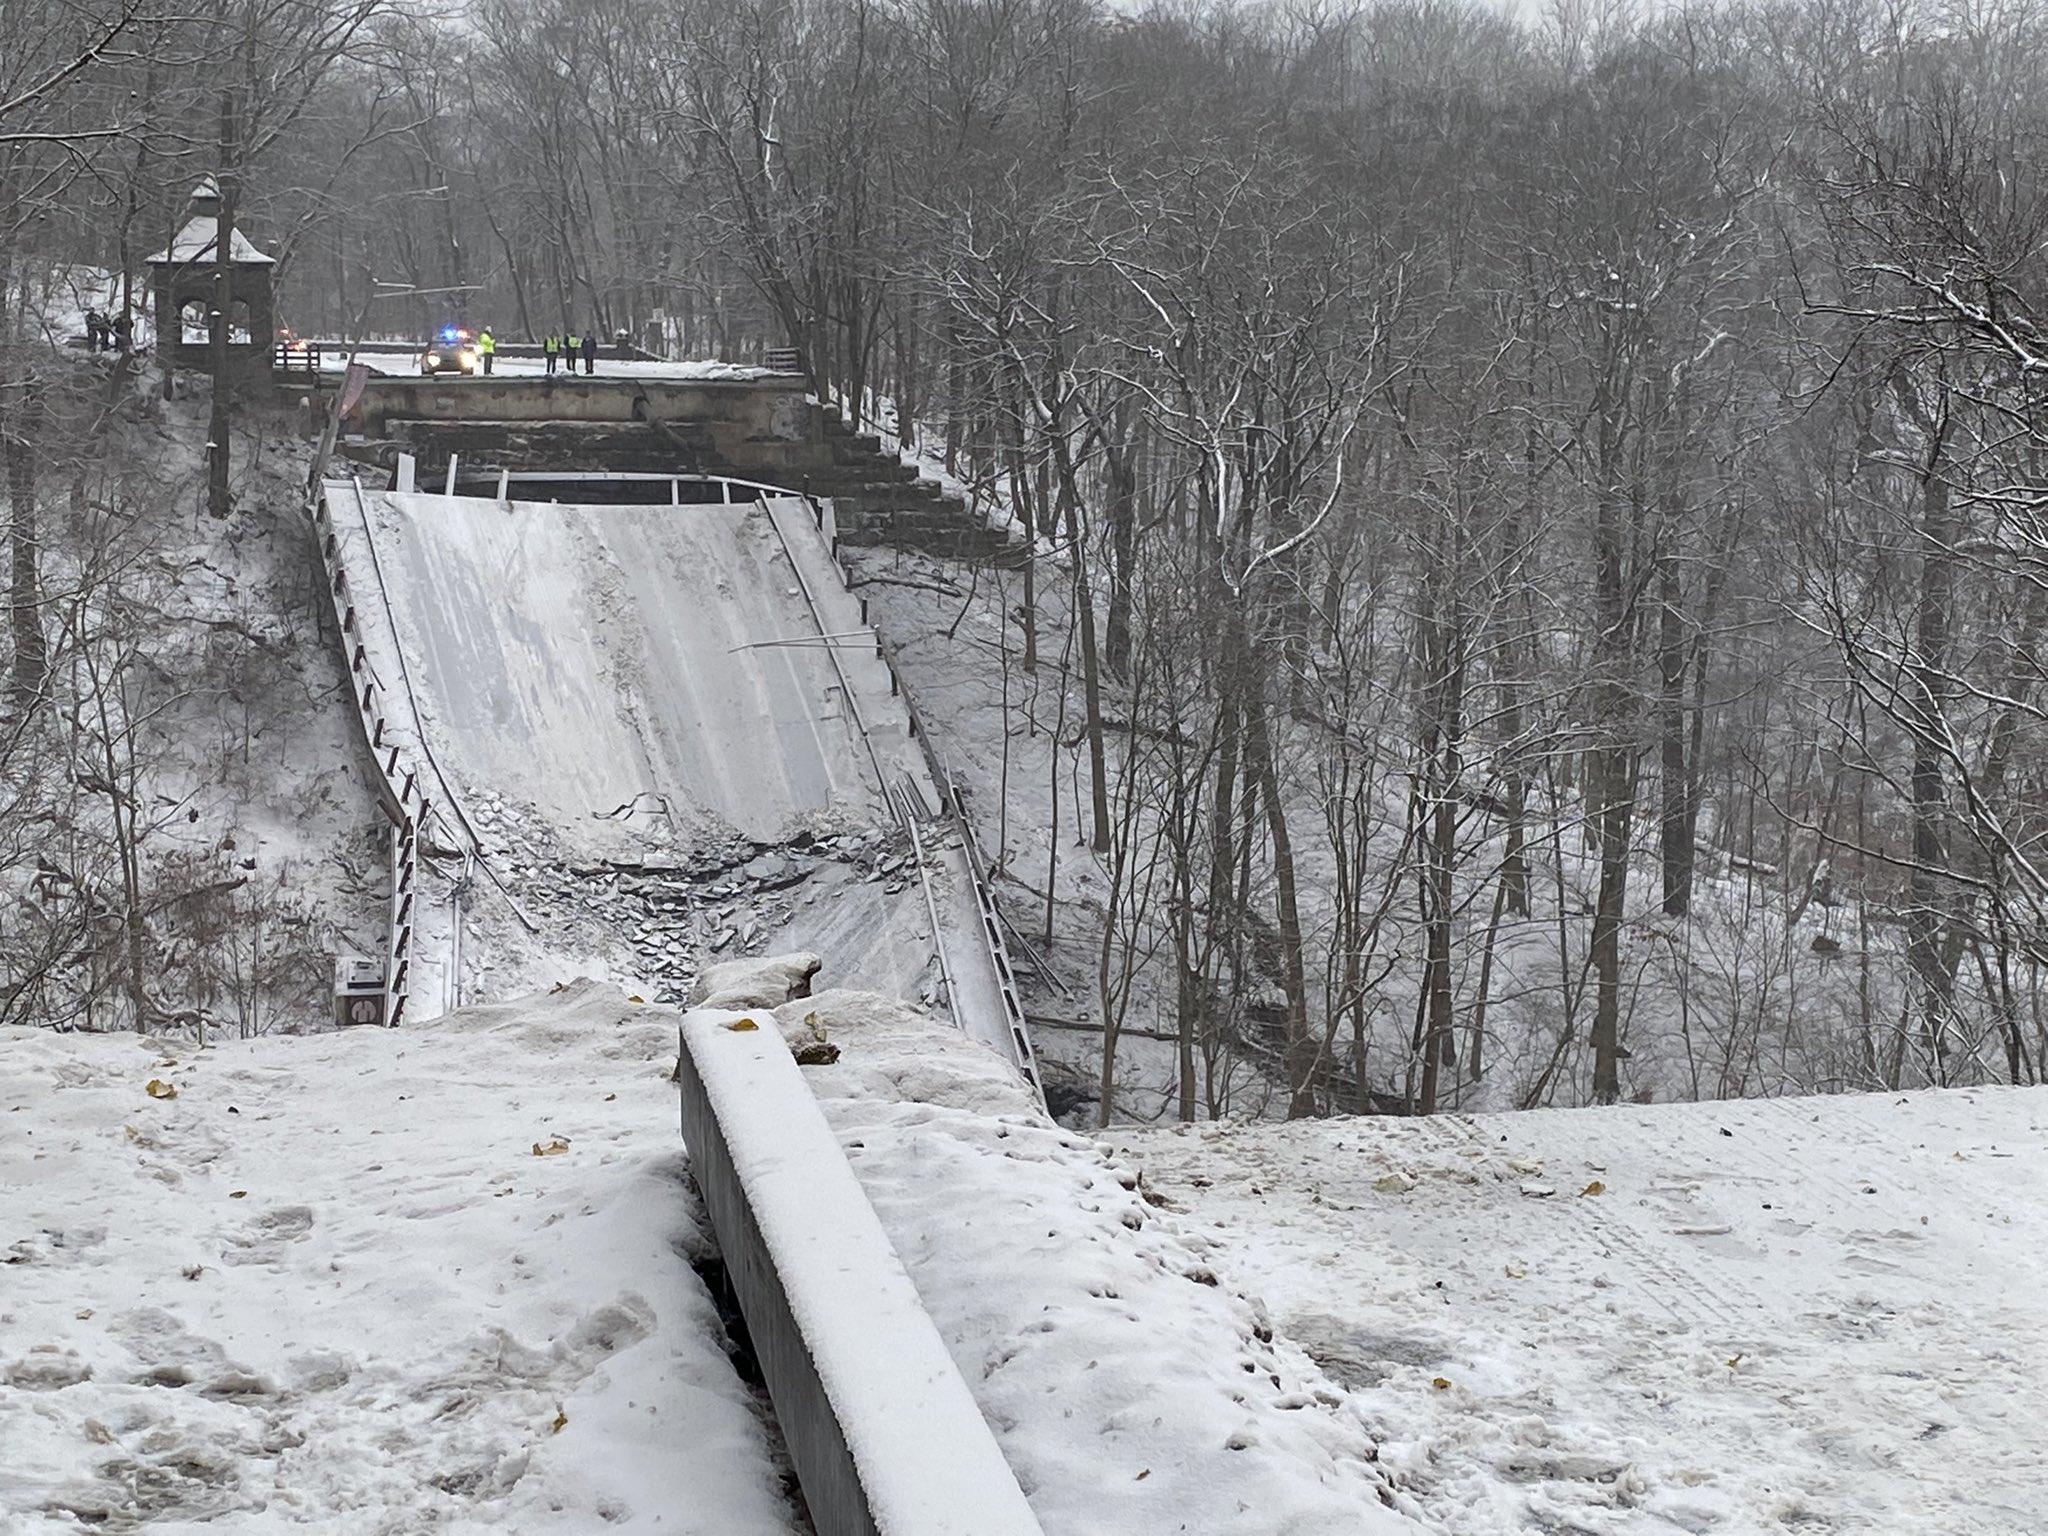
[0,985,801,1533]
[1107,1090,2048,1535]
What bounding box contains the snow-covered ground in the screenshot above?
[9,964,2046,1534]
[1106,1090,2048,1535]
[0,983,802,1533]
[784,986,1425,1535]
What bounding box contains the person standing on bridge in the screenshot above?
[565,330,580,374]
[543,332,560,376]
[580,329,597,376]
[478,326,496,375]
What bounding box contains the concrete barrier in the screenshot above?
[354,374,815,438]
[676,1010,1044,1536]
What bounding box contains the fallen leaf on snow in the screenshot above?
[727,1018,760,1033]
[627,995,645,1004]
[531,1137,571,1156]
[1431,1376,1452,1391]
[144,1079,177,1100]
[604,1092,617,1101]
[228,1190,247,1199]
[1581,1180,1606,1197]
[550,1407,568,1434]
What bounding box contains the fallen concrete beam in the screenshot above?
[676,1009,1044,1536]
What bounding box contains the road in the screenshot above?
[365,491,886,857]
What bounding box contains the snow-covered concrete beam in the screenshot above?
[676,1008,1044,1536]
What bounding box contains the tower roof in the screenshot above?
[146,177,274,266]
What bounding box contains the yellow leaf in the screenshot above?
[727,1018,759,1033]
[627,995,645,1004]
[531,1137,571,1157]
[1431,1376,1452,1391]
[550,1407,568,1434]
[145,1079,177,1100]
[1581,1180,1606,1197]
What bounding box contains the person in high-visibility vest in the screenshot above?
[543,332,560,376]
[478,327,496,375]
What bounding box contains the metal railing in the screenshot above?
[309,479,431,1026]
[273,340,322,380]
[767,492,1044,1102]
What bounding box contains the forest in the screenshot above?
[7,0,2048,1118]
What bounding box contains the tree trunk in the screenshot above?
[1905,432,1958,1070]
[1588,750,1631,1104]
[206,92,240,521]
[1588,432,1634,1104]
[1104,408,1137,679]
[1657,547,1692,914]
[1057,459,1112,855]
[2,375,46,712]
[1235,606,1315,1117]
[1417,548,1467,1114]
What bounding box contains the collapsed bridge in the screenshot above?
[308,365,1049,1529]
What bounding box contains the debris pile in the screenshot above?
[457,794,925,1002]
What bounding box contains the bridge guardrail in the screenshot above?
[309,479,431,1026]
[777,493,1044,1102]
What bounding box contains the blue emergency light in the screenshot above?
[439,326,456,342]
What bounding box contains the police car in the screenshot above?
[420,327,480,376]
